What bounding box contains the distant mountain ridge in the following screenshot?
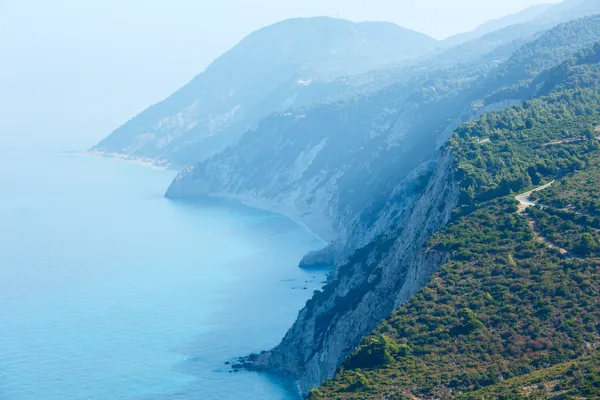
[92,17,438,167]
[92,1,600,169]
[443,3,554,47]
[430,0,600,68]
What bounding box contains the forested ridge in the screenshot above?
[310,41,600,400]
[481,15,600,104]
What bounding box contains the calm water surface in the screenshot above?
[0,145,325,400]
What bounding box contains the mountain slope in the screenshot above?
[91,17,438,167]
[166,16,600,396]
[167,14,600,268]
[431,0,600,68]
[99,6,600,398]
[311,42,600,400]
[475,14,600,103]
[165,16,600,397]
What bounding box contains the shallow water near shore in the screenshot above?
[0,146,326,400]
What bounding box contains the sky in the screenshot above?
[0,0,561,149]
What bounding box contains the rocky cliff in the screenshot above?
[164,14,600,396]
[253,149,458,395]
[311,43,600,397]
[166,12,600,264]
[165,80,426,262]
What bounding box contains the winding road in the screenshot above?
[515,181,555,213]
[515,181,572,256]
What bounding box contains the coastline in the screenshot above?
[209,194,332,244]
[167,191,331,252]
[87,146,332,397]
[87,149,331,248]
[3,148,321,400]
[85,150,171,171]
[166,188,333,249]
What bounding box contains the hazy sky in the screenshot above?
[0,0,561,149]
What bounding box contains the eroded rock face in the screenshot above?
[254,150,458,395]
[164,82,421,254]
[165,76,465,259]
[162,78,508,396]
[164,91,523,395]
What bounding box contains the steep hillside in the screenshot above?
[167,15,600,267]
[311,44,600,399]
[480,14,600,103]
[91,17,438,167]
[167,17,600,398]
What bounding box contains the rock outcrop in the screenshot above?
[253,150,458,395]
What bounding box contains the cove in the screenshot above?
[0,147,326,400]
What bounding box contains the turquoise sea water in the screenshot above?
[0,145,326,400]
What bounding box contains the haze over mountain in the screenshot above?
[92,18,438,166]
[443,3,554,46]
[428,0,600,68]
[1,0,559,152]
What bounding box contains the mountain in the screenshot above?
[430,0,600,68]
[92,1,600,169]
[167,13,600,267]
[165,14,600,396]
[476,14,600,102]
[312,42,600,399]
[443,3,554,47]
[91,17,438,167]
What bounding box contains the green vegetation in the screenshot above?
[463,354,600,400]
[527,205,600,257]
[342,334,407,370]
[451,87,600,210]
[311,42,600,399]
[482,15,600,104]
[313,199,600,399]
[533,154,600,216]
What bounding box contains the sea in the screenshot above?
[0,139,326,400]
